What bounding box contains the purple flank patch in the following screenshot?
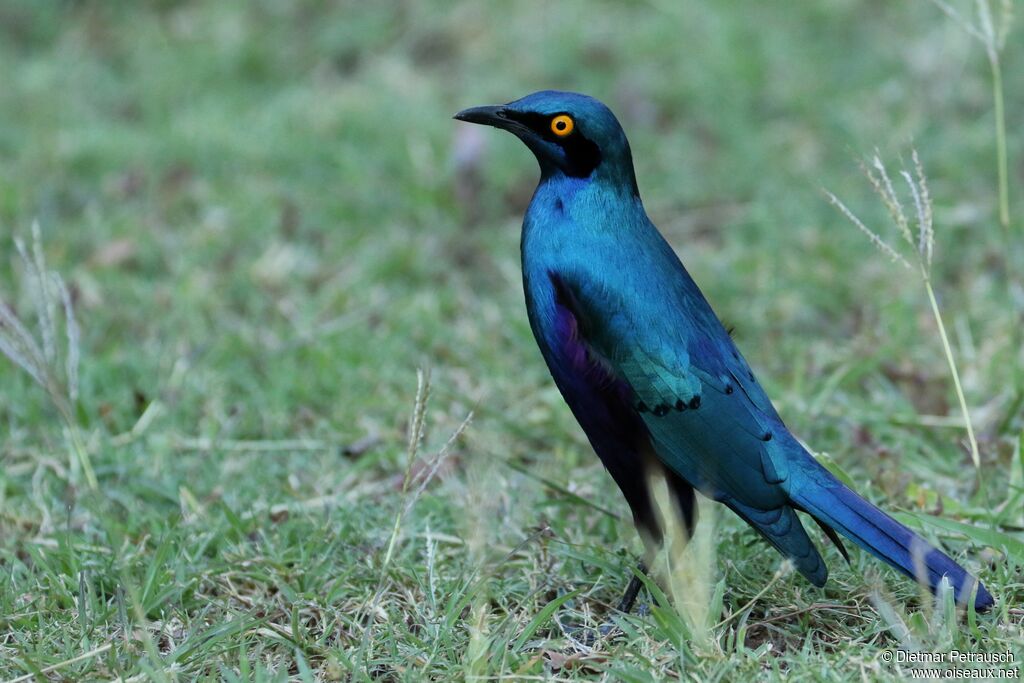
[554,303,590,372]
[553,300,633,404]
[547,270,634,406]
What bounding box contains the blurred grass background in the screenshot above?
[0,0,1022,680]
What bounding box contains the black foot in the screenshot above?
[558,562,651,646]
[615,562,648,614]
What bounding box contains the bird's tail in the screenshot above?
[791,466,993,611]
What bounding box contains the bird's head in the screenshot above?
[455,90,637,194]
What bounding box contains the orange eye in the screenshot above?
[550,115,574,137]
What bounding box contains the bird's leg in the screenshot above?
[614,561,648,614]
[559,561,652,646]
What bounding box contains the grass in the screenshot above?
[826,149,983,472]
[0,1,1022,680]
[930,0,1015,233]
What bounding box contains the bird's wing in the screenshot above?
[548,268,792,509]
[551,266,831,582]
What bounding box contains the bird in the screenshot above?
[454,90,994,613]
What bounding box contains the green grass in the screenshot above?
[1,1,1022,680]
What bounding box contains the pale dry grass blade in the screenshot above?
[930,0,1013,231]
[3,643,113,683]
[355,370,475,672]
[715,560,792,630]
[929,0,987,42]
[976,0,997,50]
[0,225,96,490]
[15,225,56,366]
[384,367,432,566]
[0,302,48,387]
[823,190,910,268]
[900,170,927,257]
[827,152,982,471]
[996,0,1013,48]
[403,410,473,517]
[912,150,935,267]
[407,368,431,459]
[923,279,982,469]
[54,274,80,402]
[867,153,913,245]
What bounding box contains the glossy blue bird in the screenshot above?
[455,91,993,612]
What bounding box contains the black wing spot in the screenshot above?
[674,399,686,411]
[688,396,701,410]
[725,385,734,395]
[762,431,773,442]
[653,404,670,417]
[636,401,649,413]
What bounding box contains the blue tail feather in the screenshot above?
[793,469,993,611]
[728,499,829,587]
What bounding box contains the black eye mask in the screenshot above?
[504,110,603,178]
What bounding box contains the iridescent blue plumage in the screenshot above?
[455,91,993,611]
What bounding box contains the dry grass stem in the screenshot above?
[827,152,981,470]
[823,191,910,268]
[930,0,1013,231]
[0,223,95,489]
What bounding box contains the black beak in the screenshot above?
[453,105,510,128]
